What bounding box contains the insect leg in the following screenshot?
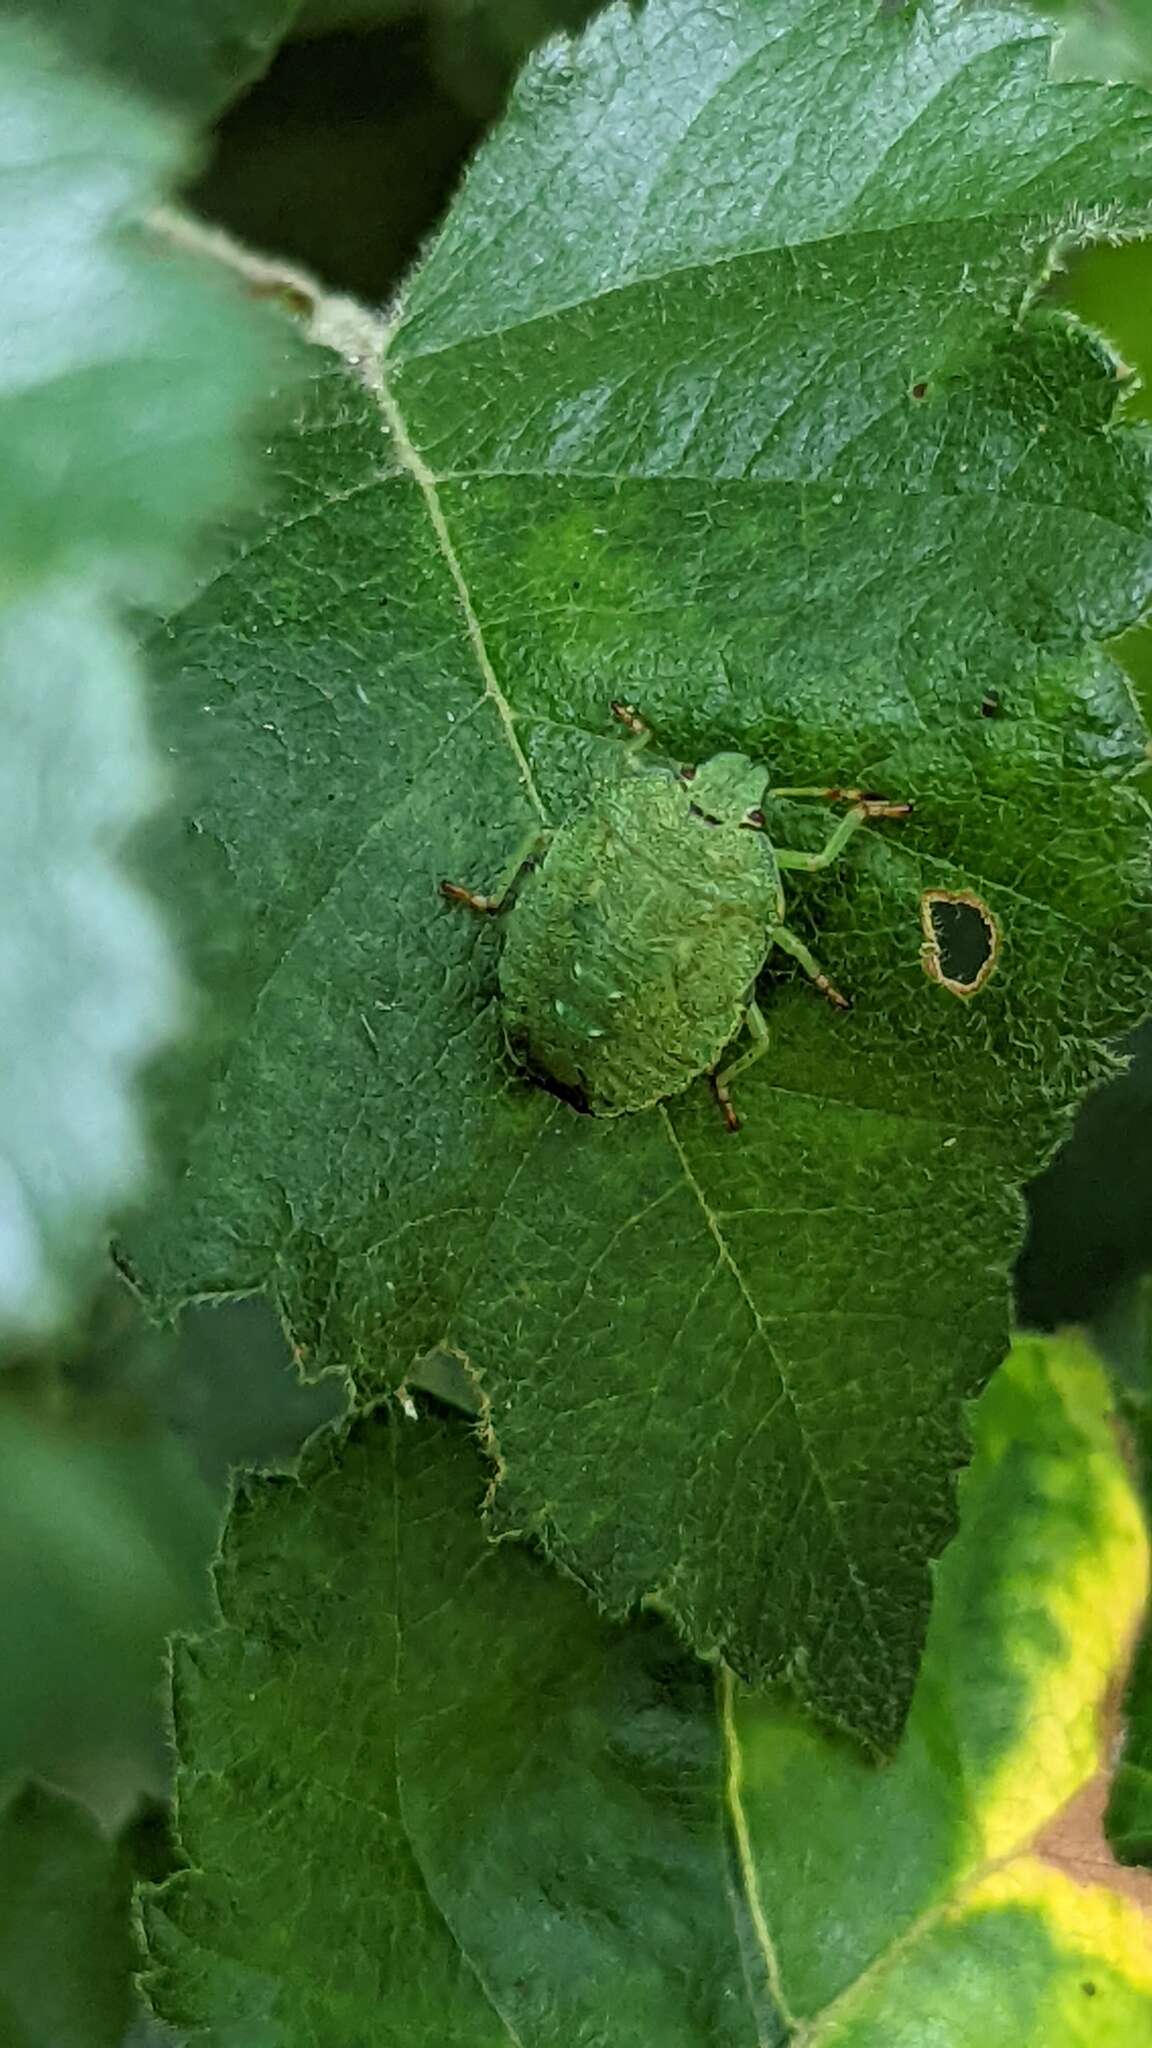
[609,700,655,759]
[769,786,912,820]
[768,924,851,1010]
[774,792,911,876]
[440,829,551,915]
[713,1002,771,1132]
[769,783,861,800]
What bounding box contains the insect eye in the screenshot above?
[679,764,697,782]
[742,808,765,830]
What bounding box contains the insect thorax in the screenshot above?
[687,751,769,825]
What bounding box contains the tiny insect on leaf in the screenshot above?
[443,709,910,1127]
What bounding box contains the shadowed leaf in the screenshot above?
[142,1335,1152,2044]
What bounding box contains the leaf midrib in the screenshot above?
[366,332,906,1734]
[370,355,546,823]
[663,1111,898,1687]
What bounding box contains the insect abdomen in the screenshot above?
[499,789,774,1115]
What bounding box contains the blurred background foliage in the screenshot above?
[183,0,610,298]
[1048,0,1152,88]
[0,1279,345,1805]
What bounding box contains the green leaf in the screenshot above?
[142,1334,1152,2045]
[0,1782,134,2048]
[149,1418,754,2048]
[0,1376,219,1794]
[0,1276,343,1802]
[1104,1282,1152,1864]
[0,22,287,1335]
[1110,1590,1152,1861]
[1050,1,1152,88]
[126,0,1152,1746]
[6,0,297,118]
[1016,1017,1152,1327]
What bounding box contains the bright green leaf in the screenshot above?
[0,1782,135,2048]
[6,0,297,118]
[142,1334,1152,2045]
[126,0,1152,1746]
[0,23,287,1334]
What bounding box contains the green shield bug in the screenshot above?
[442,705,910,1129]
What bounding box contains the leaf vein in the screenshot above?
[373,356,547,822]
[389,1429,528,2048]
[661,1108,897,1684]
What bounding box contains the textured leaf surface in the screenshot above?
[128,0,1152,1744]
[143,1335,1152,2045]
[0,1782,134,2048]
[7,0,295,117]
[0,23,282,1333]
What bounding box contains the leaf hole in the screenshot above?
[919,889,999,998]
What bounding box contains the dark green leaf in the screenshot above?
[147,1415,758,2048]
[128,0,1152,1746]
[1104,1282,1152,1864]
[5,0,297,118]
[144,1336,1152,2044]
[1018,234,1152,1328]
[166,1293,348,1492]
[0,1380,218,1796]
[0,1782,134,2048]
[1110,1609,1152,1863]
[0,1275,343,1803]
